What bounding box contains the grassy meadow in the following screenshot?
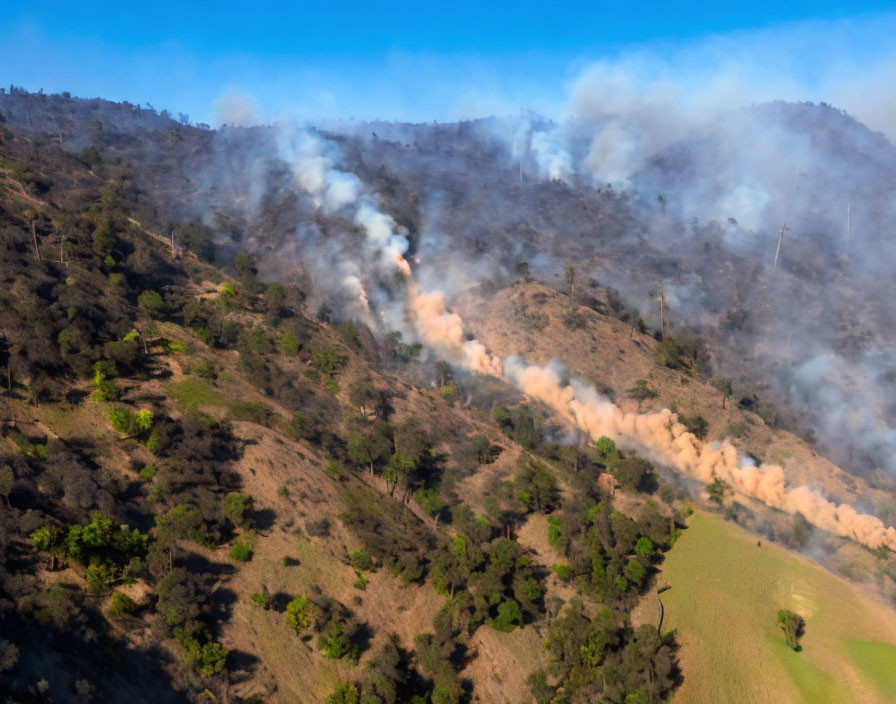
[641,510,896,703]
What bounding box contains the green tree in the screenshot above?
[491,599,523,632]
[634,537,654,558]
[325,682,359,704]
[234,251,259,291]
[596,436,620,468]
[222,492,252,528]
[706,477,729,506]
[383,452,415,498]
[29,524,65,561]
[711,376,734,408]
[108,407,137,434]
[624,558,647,586]
[319,618,353,659]
[285,595,316,632]
[777,609,805,651]
[565,260,575,309]
[414,488,444,518]
[138,289,164,315]
[108,590,136,618]
[154,505,203,570]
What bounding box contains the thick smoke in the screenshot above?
[406,294,896,551]
[195,122,413,322]
[187,96,896,553]
[509,115,574,183]
[257,120,896,540]
[456,29,896,484]
[276,126,410,266]
[408,286,503,376]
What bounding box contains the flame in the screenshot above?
[395,254,412,277]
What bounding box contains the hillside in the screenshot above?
[633,511,896,704]
[0,96,686,703]
[2,88,896,704]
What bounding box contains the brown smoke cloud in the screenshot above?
[408,285,896,551]
[408,286,503,376]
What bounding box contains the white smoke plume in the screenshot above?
[271,125,412,321]
[277,126,409,263]
[510,116,575,183]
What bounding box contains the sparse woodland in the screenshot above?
[1,87,895,704]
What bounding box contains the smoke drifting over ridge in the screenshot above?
[195,83,896,489]
[405,296,896,551]
[448,30,896,485]
[150,86,896,553]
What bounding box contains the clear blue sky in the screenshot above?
[1,2,894,124]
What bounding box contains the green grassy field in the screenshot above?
[645,510,896,704]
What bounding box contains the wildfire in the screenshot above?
[395,253,412,277]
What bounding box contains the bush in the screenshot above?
[306,518,331,538]
[491,599,523,632]
[193,361,213,378]
[627,379,658,402]
[174,625,228,676]
[243,327,271,355]
[279,331,300,355]
[319,618,354,659]
[312,347,346,375]
[706,477,729,505]
[285,596,315,632]
[325,682,359,704]
[250,591,271,610]
[325,461,347,480]
[680,414,709,440]
[777,609,805,650]
[229,540,252,562]
[139,463,156,481]
[108,590,136,618]
[353,571,369,590]
[654,334,708,375]
[229,401,273,425]
[624,558,647,586]
[85,563,116,594]
[547,516,565,551]
[552,563,573,581]
[222,492,252,527]
[108,407,138,434]
[138,290,164,315]
[347,549,374,571]
[612,457,658,493]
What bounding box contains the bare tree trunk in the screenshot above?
[659,290,665,339]
[774,222,787,268]
[31,220,42,262]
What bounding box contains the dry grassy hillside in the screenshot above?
[461,281,896,592]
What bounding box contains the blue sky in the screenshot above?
[2,2,895,125]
